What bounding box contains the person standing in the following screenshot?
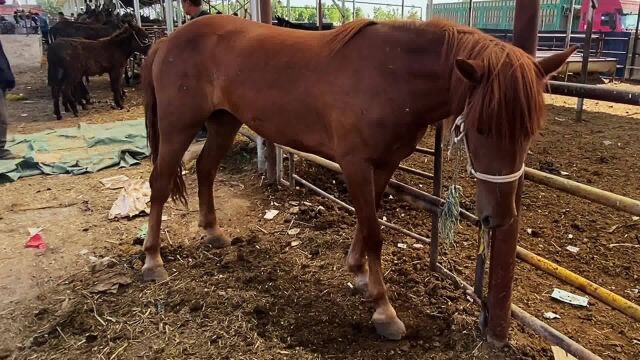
[0,40,17,160]
[181,0,210,19]
[35,13,49,45]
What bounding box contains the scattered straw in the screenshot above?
[439,185,463,245]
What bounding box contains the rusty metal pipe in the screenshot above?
[397,165,434,180]
[546,81,640,106]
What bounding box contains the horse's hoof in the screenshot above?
[56,115,62,120]
[486,333,508,348]
[142,266,169,282]
[81,105,88,110]
[372,313,406,340]
[205,234,231,249]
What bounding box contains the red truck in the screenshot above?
[579,0,640,32]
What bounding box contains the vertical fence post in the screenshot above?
[429,124,443,271]
[288,152,296,189]
[254,0,277,183]
[564,0,576,49]
[576,0,597,121]
[164,0,174,33]
[629,2,640,79]
[134,0,142,26]
[317,0,323,30]
[485,0,538,347]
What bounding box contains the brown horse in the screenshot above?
[48,22,151,120]
[141,15,575,340]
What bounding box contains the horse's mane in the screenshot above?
[426,19,546,144]
[325,19,376,56]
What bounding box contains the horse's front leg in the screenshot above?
[109,69,124,109]
[196,112,241,247]
[341,158,406,340]
[346,165,397,295]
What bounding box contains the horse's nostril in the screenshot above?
[481,215,493,228]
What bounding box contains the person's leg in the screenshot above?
[0,90,17,159]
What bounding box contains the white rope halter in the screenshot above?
[448,114,525,183]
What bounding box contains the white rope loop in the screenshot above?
[449,114,525,184]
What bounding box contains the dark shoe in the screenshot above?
[0,150,20,160]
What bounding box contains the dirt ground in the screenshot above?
[0,65,638,360]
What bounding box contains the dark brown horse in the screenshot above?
[141,15,574,340]
[48,22,151,119]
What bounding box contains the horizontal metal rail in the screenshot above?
[546,81,640,105]
[397,165,434,180]
[414,146,436,156]
[291,174,430,244]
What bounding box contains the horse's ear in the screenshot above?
[537,45,578,77]
[455,58,483,84]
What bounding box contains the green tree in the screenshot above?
[406,8,421,20]
[272,2,365,24]
[37,0,62,16]
[372,6,400,21]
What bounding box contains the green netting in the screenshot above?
[0,119,149,183]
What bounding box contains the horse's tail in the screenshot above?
[142,38,188,206]
[46,49,63,87]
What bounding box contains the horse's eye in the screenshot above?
[476,128,489,136]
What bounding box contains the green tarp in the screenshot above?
[0,119,149,183]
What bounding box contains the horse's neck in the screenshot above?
[103,34,134,58]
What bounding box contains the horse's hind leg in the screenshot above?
[341,158,406,340]
[347,166,397,295]
[143,117,200,282]
[196,111,241,248]
[52,86,62,120]
[61,84,78,117]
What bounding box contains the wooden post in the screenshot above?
[486,0,539,347]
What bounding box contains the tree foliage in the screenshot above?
[37,0,62,16]
[271,1,419,24]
